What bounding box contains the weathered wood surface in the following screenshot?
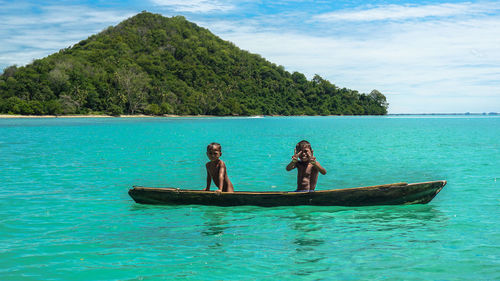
[128,180,446,207]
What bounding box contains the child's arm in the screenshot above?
[310,157,327,175]
[286,151,301,171]
[217,162,226,192]
[203,166,211,191]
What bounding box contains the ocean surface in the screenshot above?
[0,116,498,280]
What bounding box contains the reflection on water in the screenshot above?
[287,208,329,277]
[201,209,229,237]
[341,205,448,232]
[275,204,448,278]
[198,208,233,260]
[126,202,450,278]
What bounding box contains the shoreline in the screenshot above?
[0,114,218,119]
[0,113,497,119]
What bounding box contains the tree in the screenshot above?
[115,67,150,114]
[48,62,70,95]
[2,65,18,77]
[369,90,389,114]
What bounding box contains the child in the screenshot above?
[203,142,234,193]
[286,140,327,192]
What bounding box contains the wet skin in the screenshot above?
[286,147,327,191]
[203,149,234,192]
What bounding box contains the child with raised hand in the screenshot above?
[203,142,234,193]
[286,140,327,192]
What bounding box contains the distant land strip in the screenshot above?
[1,113,498,119]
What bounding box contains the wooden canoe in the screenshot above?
[128,180,446,207]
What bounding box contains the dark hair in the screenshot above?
[296,140,312,151]
[207,142,221,152]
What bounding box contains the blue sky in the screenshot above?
[1,0,499,113]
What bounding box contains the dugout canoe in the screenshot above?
[128,180,446,207]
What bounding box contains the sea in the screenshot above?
[0,116,498,280]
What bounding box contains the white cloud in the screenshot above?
[314,2,498,22]
[2,1,499,113]
[0,4,134,70]
[0,50,49,70]
[2,5,132,26]
[207,9,500,113]
[41,6,133,24]
[150,0,235,13]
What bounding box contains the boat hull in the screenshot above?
[128,180,446,207]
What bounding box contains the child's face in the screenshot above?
[298,147,313,162]
[207,148,221,161]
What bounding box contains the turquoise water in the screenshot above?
[0,116,498,280]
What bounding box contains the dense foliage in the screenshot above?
[0,12,388,116]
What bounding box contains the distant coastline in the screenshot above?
[0,114,213,118]
[388,112,498,116]
[1,113,498,119]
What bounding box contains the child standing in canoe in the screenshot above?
[286,140,327,192]
[203,142,234,193]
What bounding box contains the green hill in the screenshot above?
[0,12,388,116]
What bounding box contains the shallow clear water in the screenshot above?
[0,116,498,280]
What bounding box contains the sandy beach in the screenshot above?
[0,114,219,118]
[0,114,114,118]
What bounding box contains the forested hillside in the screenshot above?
[0,12,388,116]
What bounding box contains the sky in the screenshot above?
[1,0,499,113]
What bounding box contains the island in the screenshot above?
[0,12,388,117]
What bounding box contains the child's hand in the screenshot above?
[310,156,317,166]
[292,149,301,162]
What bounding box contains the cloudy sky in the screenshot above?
[1,0,499,113]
